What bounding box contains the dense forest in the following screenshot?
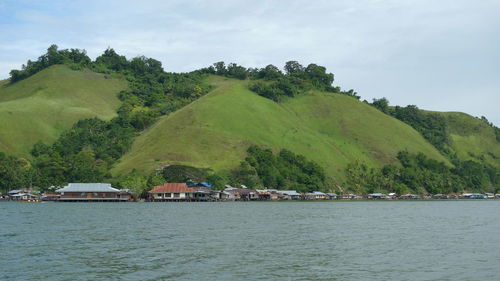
[1,45,499,195]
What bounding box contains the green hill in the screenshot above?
[436,112,500,168]
[112,76,449,182]
[0,65,127,157]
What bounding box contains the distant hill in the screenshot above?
[437,111,500,168]
[112,76,449,182]
[0,54,497,193]
[0,65,127,157]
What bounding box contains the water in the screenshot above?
[1,201,500,281]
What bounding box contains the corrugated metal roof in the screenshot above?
[56,183,119,193]
[277,190,301,196]
[149,183,197,193]
[8,190,23,194]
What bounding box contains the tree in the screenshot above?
[95,48,129,71]
[31,141,51,157]
[304,63,334,88]
[0,153,26,192]
[372,97,390,114]
[284,61,304,75]
[207,173,226,190]
[119,172,149,198]
[258,64,282,80]
[226,63,248,79]
[213,61,227,75]
[67,148,107,182]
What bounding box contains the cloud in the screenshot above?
[0,0,499,125]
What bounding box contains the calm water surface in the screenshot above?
[1,201,500,280]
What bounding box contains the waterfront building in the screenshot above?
[224,188,259,200]
[10,192,39,201]
[399,193,420,200]
[305,191,328,200]
[276,190,302,200]
[326,193,337,199]
[149,183,200,201]
[56,183,129,202]
[368,193,387,199]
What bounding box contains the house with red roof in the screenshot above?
[149,183,200,201]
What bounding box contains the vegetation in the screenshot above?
[0,153,32,191]
[113,76,448,183]
[201,60,360,102]
[9,45,91,83]
[345,151,500,194]
[0,45,211,192]
[0,46,498,194]
[370,98,500,169]
[371,99,449,153]
[230,145,328,192]
[162,164,210,183]
[438,112,500,168]
[0,65,127,156]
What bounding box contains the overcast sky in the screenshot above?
[1,0,499,125]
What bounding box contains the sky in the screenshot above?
[0,0,499,125]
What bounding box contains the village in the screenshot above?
[1,182,500,203]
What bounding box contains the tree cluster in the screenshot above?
[9,45,91,82]
[201,60,360,102]
[371,98,450,153]
[345,151,500,195]
[230,145,329,192]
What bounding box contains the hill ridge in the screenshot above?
[112,76,449,182]
[0,65,127,156]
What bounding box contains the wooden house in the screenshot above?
[305,191,328,200]
[9,192,39,202]
[276,190,302,200]
[326,193,337,199]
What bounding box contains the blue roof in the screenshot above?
[193,182,212,187]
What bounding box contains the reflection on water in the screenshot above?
[1,201,500,281]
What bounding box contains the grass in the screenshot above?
[112,76,449,182]
[0,65,127,157]
[435,111,500,168]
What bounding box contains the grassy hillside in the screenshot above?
[112,76,448,181]
[435,112,500,168]
[0,65,127,156]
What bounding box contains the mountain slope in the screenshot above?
[112,76,449,181]
[436,112,500,168]
[0,65,127,157]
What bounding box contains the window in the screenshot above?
[166,193,172,197]
[174,193,180,198]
